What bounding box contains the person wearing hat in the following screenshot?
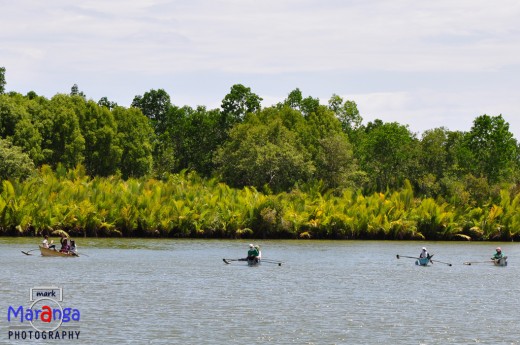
[491,247,504,260]
[419,247,429,259]
[247,244,260,261]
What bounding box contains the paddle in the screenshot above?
[463,260,494,265]
[261,259,283,266]
[397,254,435,265]
[21,249,39,256]
[223,258,247,264]
[463,256,507,265]
[396,254,434,260]
[430,259,452,266]
[396,254,419,260]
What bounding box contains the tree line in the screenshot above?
[1,67,520,239]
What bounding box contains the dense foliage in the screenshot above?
[0,168,519,241]
[1,67,520,239]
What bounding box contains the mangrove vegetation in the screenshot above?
[1,67,520,240]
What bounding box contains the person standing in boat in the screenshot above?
[42,235,56,250]
[247,244,260,262]
[419,247,429,259]
[491,247,504,260]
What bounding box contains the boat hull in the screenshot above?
[415,257,430,266]
[247,258,261,266]
[493,256,507,266]
[39,246,78,257]
[247,251,262,266]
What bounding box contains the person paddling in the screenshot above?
[419,247,430,259]
[491,247,504,260]
[247,244,260,263]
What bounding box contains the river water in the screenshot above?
[1,238,518,345]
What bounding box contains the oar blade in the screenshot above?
[21,251,33,256]
[223,258,231,264]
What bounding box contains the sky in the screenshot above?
[2,0,520,138]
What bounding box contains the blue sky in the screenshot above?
[3,0,520,138]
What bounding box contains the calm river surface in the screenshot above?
[1,238,519,345]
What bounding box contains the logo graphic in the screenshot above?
[7,286,80,340]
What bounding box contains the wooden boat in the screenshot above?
[493,256,507,266]
[415,257,431,266]
[39,246,78,257]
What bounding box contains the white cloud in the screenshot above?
[2,0,520,137]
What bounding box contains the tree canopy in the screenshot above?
[0,67,518,211]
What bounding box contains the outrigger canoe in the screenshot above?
[415,257,431,266]
[493,256,508,266]
[39,246,78,257]
[248,251,262,266]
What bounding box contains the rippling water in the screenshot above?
[1,238,518,344]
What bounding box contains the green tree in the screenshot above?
[314,133,360,190]
[80,101,122,176]
[131,89,175,177]
[463,114,518,184]
[220,84,262,126]
[257,106,307,139]
[26,91,38,100]
[328,94,362,134]
[282,88,303,110]
[113,107,153,178]
[419,128,449,178]
[415,127,450,196]
[13,118,44,165]
[39,95,85,169]
[70,84,86,99]
[150,104,186,176]
[215,117,314,192]
[0,138,35,181]
[280,89,320,117]
[0,94,27,138]
[299,105,343,158]
[179,106,222,176]
[0,67,5,94]
[132,89,172,133]
[0,93,45,164]
[358,120,418,191]
[98,97,118,110]
[300,96,320,117]
[443,130,468,175]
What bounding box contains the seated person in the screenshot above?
[42,235,56,250]
[247,244,260,262]
[70,240,78,254]
[491,247,503,260]
[60,235,71,253]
